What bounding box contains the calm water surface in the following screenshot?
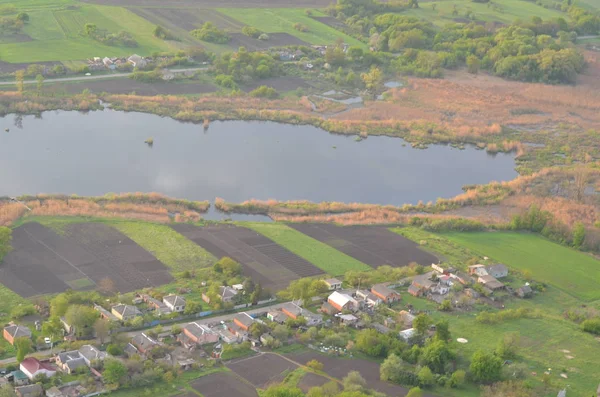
[0,110,517,206]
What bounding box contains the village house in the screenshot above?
[328,291,359,312]
[111,304,142,321]
[372,323,391,334]
[232,312,254,331]
[203,286,238,303]
[163,295,186,313]
[9,370,29,386]
[3,324,32,345]
[465,288,480,298]
[430,283,450,296]
[131,333,160,355]
[56,345,107,373]
[94,304,119,322]
[267,310,288,324]
[371,284,401,303]
[408,283,424,297]
[142,294,171,316]
[215,326,240,344]
[478,275,505,291]
[486,264,509,279]
[45,386,63,397]
[320,301,339,316]
[337,314,358,326]
[281,302,303,319]
[412,275,436,291]
[323,278,343,290]
[468,264,488,277]
[127,54,147,68]
[398,311,416,329]
[438,275,454,286]
[180,322,219,347]
[398,328,416,341]
[516,285,533,298]
[20,358,56,380]
[451,271,474,285]
[355,290,382,307]
[15,384,43,397]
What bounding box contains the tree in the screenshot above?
[103,359,127,385]
[421,340,455,373]
[406,387,423,397]
[15,70,24,93]
[35,74,44,96]
[413,313,432,336]
[355,329,389,357]
[94,318,110,344]
[380,353,404,382]
[572,222,585,249]
[449,369,466,388]
[14,337,32,363]
[434,320,451,342]
[306,359,324,371]
[496,332,520,360]
[84,23,97,36]
[273,324,289,342]
[360,66,383,94]
[213,257,241,277]
[439,299,452,312]
[65,305,98,338]
[343,371,367,392]
[470,350,502,383]
[42,316,63,350]
[0,227,11,261]
[408,0,419,8]
[106,344,124,356]
[467,55,480,74]
[50,294,70,317]
[16,13,29,23]
[417,366,434,387]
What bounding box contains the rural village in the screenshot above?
[0,0,598,395]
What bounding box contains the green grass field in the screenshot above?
[401,0,565,26]
[0,3,174,63]
[218,8,366,48]
[444,232,600,301]
[110,221,216,272]
[243,222,371,276]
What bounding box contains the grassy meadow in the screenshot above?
[401,0,565,26]
[243,222,371,276]
[443,232,600,301]
[218,8,366,48]
[0,2,174,63]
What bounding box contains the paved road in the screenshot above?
[0,67,206,86]
[0,300,290,366]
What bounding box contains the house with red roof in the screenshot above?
[20,357,56,380]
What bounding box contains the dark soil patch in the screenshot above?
[297,372,329,392]
[285,351,430,397]
[228,354,297,388]
[0,222,172,297]
[190,371,258,397]
[312,16,346,30]
[243,76,308,92]
[172,224,323,291]
[289,224,438,269]
[47,79,218,96]
[136,7,243,31]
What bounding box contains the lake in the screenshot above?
[0,110,517,210]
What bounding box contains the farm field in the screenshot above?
[289,223,439,269]
[400,0,565,26]
[0,3,173,63]
[189,371,258,397]
[112,221,216,272]
[171,224,324,291]
[443,232,600,301]
[218,8,366,48]
[244,222,371,276]
[0,221,172,297]
[227,353,297,388]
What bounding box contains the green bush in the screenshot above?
[581,318,600,335]
[215,74,237,89]
[242,26,262,39]
[191,22,230,44]
[249,85,278,99]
